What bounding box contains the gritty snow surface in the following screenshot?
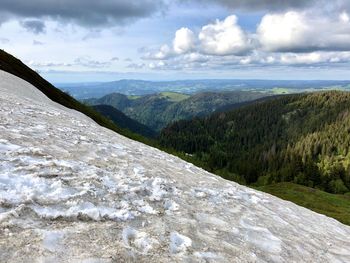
[0,70,349,262]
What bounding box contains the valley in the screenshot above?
[84,90,267,132]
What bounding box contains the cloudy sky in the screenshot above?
[1,0,350,82]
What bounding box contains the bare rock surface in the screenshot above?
[0,70,349,262]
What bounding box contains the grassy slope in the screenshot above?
[0,49,155,146]
[256,183,350,225]
[159,92,190,102]
[127,95,141,100]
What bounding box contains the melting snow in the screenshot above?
[42,230,65,252]
[170,232,192,254]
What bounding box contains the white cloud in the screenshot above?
[28,61,73,67]
[144,28,195,60]
[234,51,350,66]
[239,57,253,65]
[280,53,322,64]
[173,27,195,54]
[27,56,117,69]
[127,62,145,69]
[149,61,167,69]
[340,11,350,23]
[143,44,174,60]
[257,12,308,52]
[74,57,112,68]
[199,15,252,56]
[144,15,254,59]
[140,12,350,72]
[257,11,350,52]
[183,53,209,63]
[278,52,350,65]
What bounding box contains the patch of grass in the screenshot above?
[127,95,141,100]
[255,182,350,225]
[160,92,190,102]
[271,87,293,94]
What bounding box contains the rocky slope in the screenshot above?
[0,70,350,262]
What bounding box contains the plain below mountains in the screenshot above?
[84,91,268,132]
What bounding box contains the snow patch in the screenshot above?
[241,218,282,255]
[42,230,65,252]
[122,227,157,254]
[132,199,157,214]
[194,251,221,259]
[0,172,87,205]
[147,177,168,201]
[32,202,136,222]
[0,141,21,153]
[164,200,179,212]
[170,232,192,254]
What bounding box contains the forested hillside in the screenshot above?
[85,91,267,131]
[160,91,350,194]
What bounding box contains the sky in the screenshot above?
[1,0,350,82]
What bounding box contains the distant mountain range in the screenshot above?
[59,79,350,99]
[84,91,268,132]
